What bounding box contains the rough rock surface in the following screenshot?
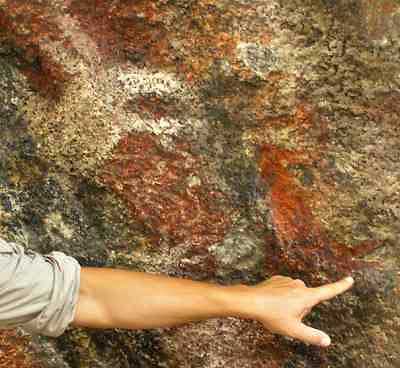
[0,0,399,367]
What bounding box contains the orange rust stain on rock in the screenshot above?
[171,0,253,84]
[261,145,316,245]
[173,0,275,83]
[257,104,380,282]
[245,103,328,152]
[0,1,71,97]
[260,144,381,283]
[0,331,41,368]
[100,133,232,247]
[177,28,239,83]
[259,104,315,137]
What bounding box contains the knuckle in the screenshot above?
[293,279,306,287]
[271,275,290,281]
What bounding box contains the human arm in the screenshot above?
[72,267,354,347]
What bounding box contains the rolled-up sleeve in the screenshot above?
[0,238,81,337]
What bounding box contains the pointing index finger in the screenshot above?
[312,277,354,304]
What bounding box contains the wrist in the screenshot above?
[217,284,254,319]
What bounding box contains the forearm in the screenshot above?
[72,267,354,347]
[72,267,247,330]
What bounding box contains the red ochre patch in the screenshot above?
[100,133,233,247]
[0,1,72,97]
[68,0,173,66]
[67,0,244,83]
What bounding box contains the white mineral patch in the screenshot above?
[117,67,194,99]
[24,14,205,177]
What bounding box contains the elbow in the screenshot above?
[72,268,113,329]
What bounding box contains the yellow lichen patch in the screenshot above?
[43,211,74,239]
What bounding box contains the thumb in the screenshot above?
[288,322,331,347]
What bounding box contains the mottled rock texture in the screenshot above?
[0,0,400,367]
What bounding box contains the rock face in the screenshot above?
[0,0,399,367]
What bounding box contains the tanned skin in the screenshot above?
[73,268,354,347]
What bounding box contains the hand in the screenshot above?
[242,275,354,347]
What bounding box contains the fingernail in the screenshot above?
[345,276,354,284]
[321,335,331,347]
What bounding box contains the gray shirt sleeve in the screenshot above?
[0,238,81,337]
